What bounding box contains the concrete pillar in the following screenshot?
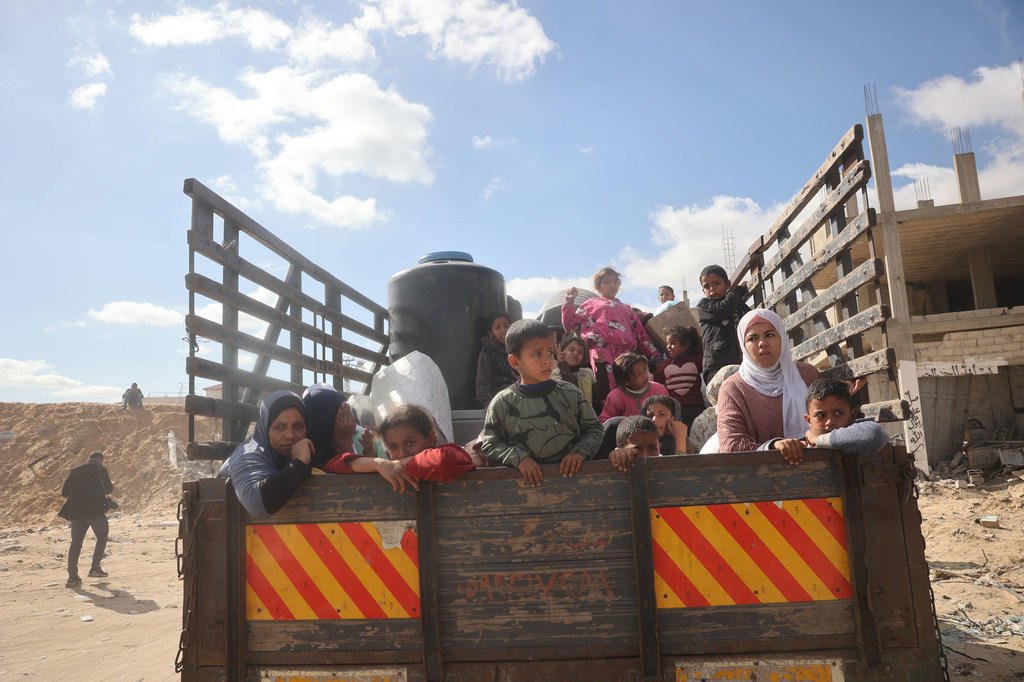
[916,199,934,209]
[866,113,931,473]
[954,153,982,204]
[968,248,998,309]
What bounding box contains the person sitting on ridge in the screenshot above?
[120,383,144,410]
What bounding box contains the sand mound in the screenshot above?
[0,402,219,527]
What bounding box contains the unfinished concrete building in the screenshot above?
[826,112,1024,467]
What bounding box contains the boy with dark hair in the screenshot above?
[608,415,661,471]
[482,319,604,486]
[773,378,891,465]
[697,264,750,384]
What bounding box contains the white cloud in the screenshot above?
[87,301,183,326]
[0,359,121,399]
[507,276,590,307]
[609,196,777,308]
[68,47,112,77]
[368,0,556,82]
[894,62,1024,137]
[130,3,292,50]
[164,67,433,228]
[472,134,514,150]
[286,16,376,66]
[135,1,551,229]
[69,82,107,110]
[210,175,263,212]
[891,61,1024,206]
[577,145,594,156]
[481,176,504,200]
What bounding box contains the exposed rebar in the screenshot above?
[951,126,973,155]
[864,83,880,116]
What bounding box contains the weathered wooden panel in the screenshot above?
[184,178,387,318]
[819,347,895,381]
[860,399,911,423]
[763,208,876,310]
[186,356,303,395]
[659,601,858,655]
[848,446,919,648]
[435,513,635,565]
[646,454,842,507]
[761,125,864,247]
[760,159,872,281]
[186,272,389,366]
[431,465,632,518]
[247,619,422,654]
[186,394,260,422]
[187,440,238,461]
[193,494,229,667]
[782,257,884,332]
[188,230,388,345]
[186,314,374,384]
[437,557,640,656]
[259,475,420,523]
[790,304,890,361]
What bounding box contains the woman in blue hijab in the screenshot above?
[219,390,314,519]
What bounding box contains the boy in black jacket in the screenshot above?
[697,264,750,384]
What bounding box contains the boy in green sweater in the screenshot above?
[482,319,604,486]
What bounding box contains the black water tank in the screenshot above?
[387,252,508,410]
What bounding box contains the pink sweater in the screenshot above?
[599,381,669,422]
[716,362,821,452]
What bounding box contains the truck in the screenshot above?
[175,124,948,681]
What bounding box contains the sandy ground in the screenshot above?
[0,402,1022,680]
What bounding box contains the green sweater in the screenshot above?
[482,380,604,467]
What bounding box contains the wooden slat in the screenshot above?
[791,304,890,361]
[189,231,388,346]
[187,440,239,460]
[186,314,375,384]
[184,178,387,317]
[659,601,856,656]
[762,125,863,245]
[782,257,885,332]
[187,272,388,366]
[764,208,876,310]
[646,454,842,507]
[819,348,896,380]
[185,356,303,395]
[860,399,910,423]
[760,159,872,280]
[185,394,260,422]
[247,621,422,655]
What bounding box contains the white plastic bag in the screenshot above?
[369,351,453,442]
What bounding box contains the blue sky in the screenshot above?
[2,0,1022,403]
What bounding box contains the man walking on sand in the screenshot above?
[59,451,113,587]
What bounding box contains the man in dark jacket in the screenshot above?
[59,451,113,587]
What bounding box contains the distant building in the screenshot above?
[820,114,1024,465]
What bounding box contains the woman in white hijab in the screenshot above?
[715,309,821,453]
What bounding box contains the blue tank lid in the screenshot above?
[418,251,474,264]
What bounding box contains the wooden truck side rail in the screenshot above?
[729,124,908,424]
[183,178,391,460]
[175,445,943,680]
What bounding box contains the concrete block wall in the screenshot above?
[913,325,1024,365]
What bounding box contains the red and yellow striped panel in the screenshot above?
[652,497,851,608]
[246,522,420,620]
